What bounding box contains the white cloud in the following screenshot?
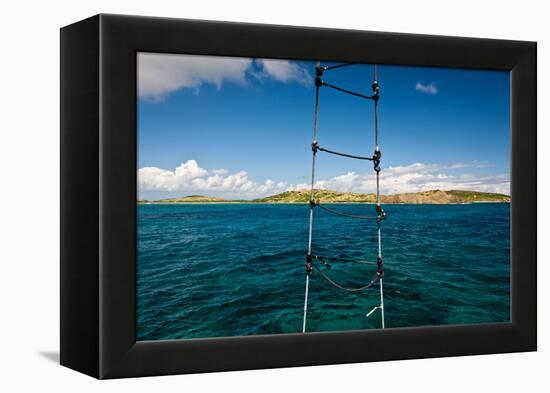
[138,160,289,197]
[174,160,207,179]
[138,53,252,101]
[254,59,312,86]
[138,160,509,199]
[309,162,509,195]
[138,53,312,101]
[415,81,438,95]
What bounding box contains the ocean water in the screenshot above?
[137,203,510,341]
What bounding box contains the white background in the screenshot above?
[0,0,546,391]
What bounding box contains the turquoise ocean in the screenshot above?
[137,203,510,341]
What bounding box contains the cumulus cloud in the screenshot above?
[138,160,289,198]
[138,53,252,101]
[415,81,438,95]
[138,53,312,101]
[253,59,312,86]
[138,160,510,199]
[307,162,510,196]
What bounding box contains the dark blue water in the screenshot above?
[137,203,510,341]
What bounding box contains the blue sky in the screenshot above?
[137,53,510,200]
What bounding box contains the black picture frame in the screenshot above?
[60,14,537,379]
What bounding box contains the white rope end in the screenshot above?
[366,306,379,317]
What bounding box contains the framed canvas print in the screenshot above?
[60,14,536,379]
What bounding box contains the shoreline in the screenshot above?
[138,189,510,206]
[138,201,510,205]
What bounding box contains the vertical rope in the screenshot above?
[302,275,310,332]
[374,64,379,149]
[303,61,321,333]
[373,64,385,329]
[379,278,385,328]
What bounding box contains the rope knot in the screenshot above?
[311,141,319,153]
[315,67,324,87]
[373,149,382,172]
[377,256,384,278]
[376,204,387,221]
[315,65,324,77]
[305,254,313,274]
[372,80,380,97]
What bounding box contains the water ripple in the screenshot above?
[137,203,510,340]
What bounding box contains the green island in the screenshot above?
[138,189,510,204]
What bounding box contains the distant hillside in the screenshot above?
[252,189,376,203]
[445,190,511,202]
[139,189,510,204]
[381,190,510,204]
[253,189,510,204]
[153,195,227,203]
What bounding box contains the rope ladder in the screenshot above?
[302,62,387,332]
